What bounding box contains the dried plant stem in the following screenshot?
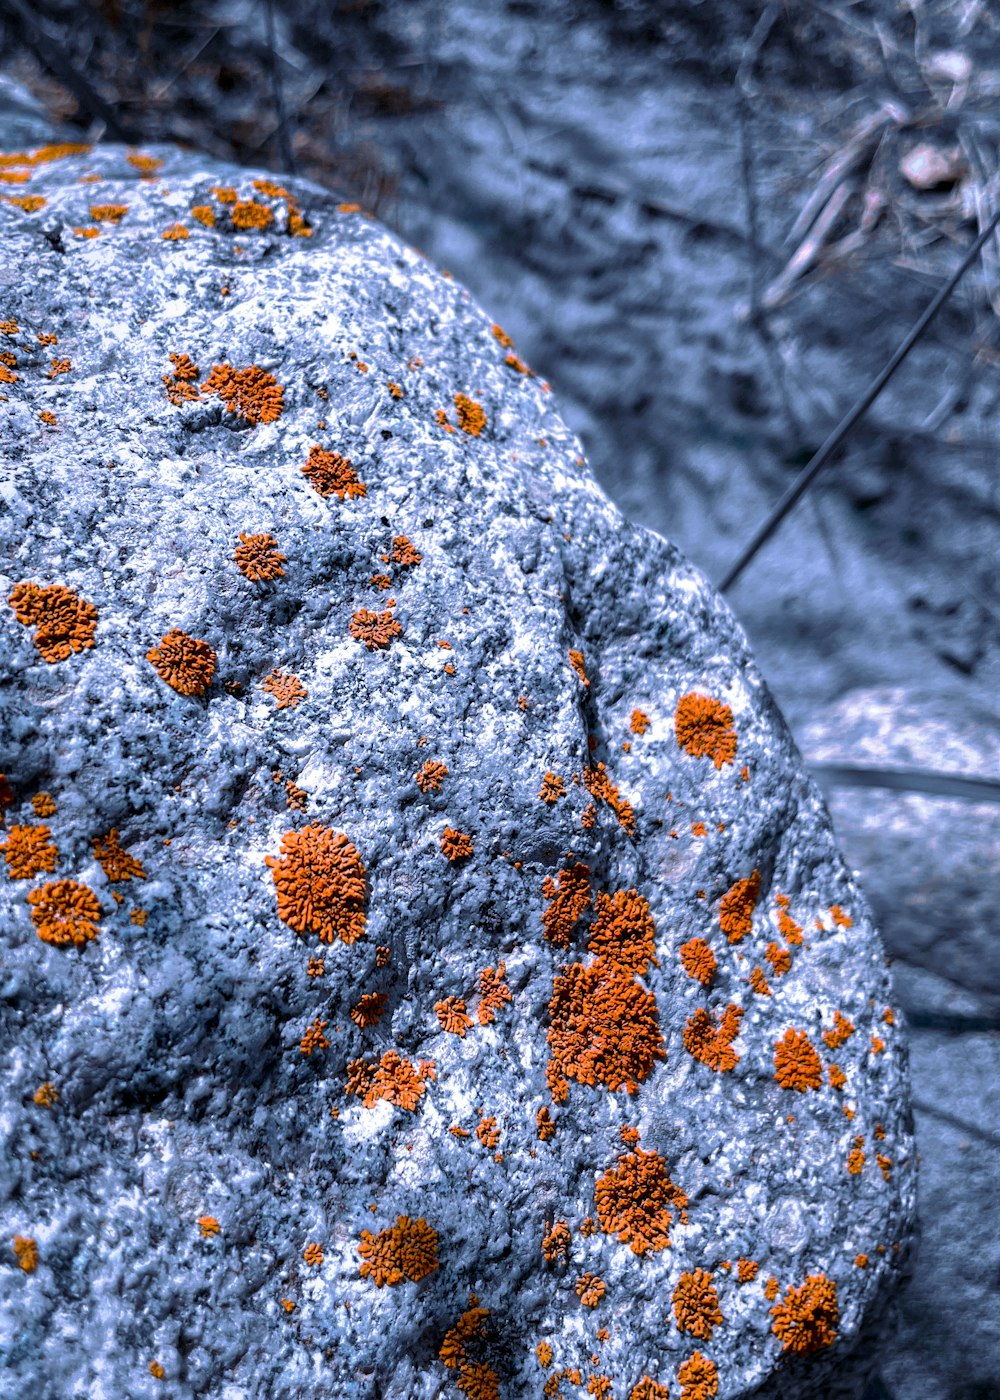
[720,203,1000,594]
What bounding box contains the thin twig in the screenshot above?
[719,203,1000,593]
[762,178,856,308]
[807,763,1000,804]
[783,102,908,249]
[264,0,296,174]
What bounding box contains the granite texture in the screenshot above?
[0,130,914,1399]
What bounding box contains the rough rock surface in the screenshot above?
[0,133,914,1400]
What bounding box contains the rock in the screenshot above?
[801,686,1000,1003]
[802,686,1000,1398]
[898,144,964,192]
[0,123,914,1400]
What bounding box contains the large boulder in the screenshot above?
[0,125,914,1400]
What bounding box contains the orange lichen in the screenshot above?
[877,1153,892,1180]
[30,792,56,817]
[822,1011,855,1050]
[764,1276,780,1301]
[33,1082,58,1107]
[677,1352,718,1400]
[594,1147,687,1255]
[569,649,589,687]
[583,763,636,835]
[774,1029,823,1092]
[162,351,201,404]
[285,781,307,810]
[265,824,364,945]
[673,1269,723,1340]
[300,1017,329,1055]
[13,1236,38,1272]
[190,204,215,227]
[675,693,737,770]
[537,1342,554,1369]
[476,1112,500,1149]
[537,1105,556,1140]
[719,870,760,942]
[441,826,474,861]
[47,357,71,379]
[771,1274,839,1354]
[303,1241,324,1266]
[587,888,658,977]
[231,200,274,230]
[349,608,401,649]
[91,828,144,883]
[505,352,533,375]
[478,963,512,1024]
[830,905,852,928]
[8,581,98,662]
[197,1216,220,1238]
[737,1257,759,1284]
[541,863,591,947]
[303,443,367,498]
[5,194,45,212]
[848,1137,865,1174]
[677,940,717,985]
[28,880,101,947]
[90,203,128,222]
[127,152,163,172]
[376,945,391,968]
[457,1361,500,1400]
[542,1220,571,1265]
[201,363,284,425]
[576,1274,606,1308]
[683,1004,743,1073]
[235,532,286,582]
[454,393,486,436]
[539,772,565,803]
[630,709,651,735]
[628,1380,669,1400]
[212,186,237,203]
[828,1063,847,1090]
[146,630,215,696]
[763,943,790,978]
[777,902,804,945]
[351,992,387,1028]
[130,909,147,927]
[262,670,307,709]
[435,997,472,1036]
[1,824,57,879]
[149,1360,165,1378]
[416,759,449,793]
[358,1216,439,1286]
[749,966,771,996]
[72,226,99,238]
[391,535,422,567]
[549,959,664,1093]
[345,1050,429,1111]
[162,223,189,240]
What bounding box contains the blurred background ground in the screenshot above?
[1,1,999,1395]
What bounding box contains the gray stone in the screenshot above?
[0,127,914,1398]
